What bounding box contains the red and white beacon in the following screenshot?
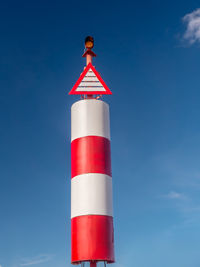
[69,37,115,267]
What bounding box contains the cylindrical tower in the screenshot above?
[69,37,114,267]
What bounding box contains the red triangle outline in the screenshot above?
[69,62,112,95]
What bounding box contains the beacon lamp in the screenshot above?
[85,36,94,49]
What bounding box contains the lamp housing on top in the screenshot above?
[85,36,94,49]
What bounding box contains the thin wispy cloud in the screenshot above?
[20,254,54,266]
[182,8,200,45]
[160,189,200,222]
[162,191,186,200]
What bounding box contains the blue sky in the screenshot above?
[1,1,200,267]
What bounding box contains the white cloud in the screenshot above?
[20,254,54,266]
[162,191,186,200]
[182,8,200,44]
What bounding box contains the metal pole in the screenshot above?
[86,53,92,65]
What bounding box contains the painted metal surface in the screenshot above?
[71,99,115,264]
[78,81,102,87]
[81,76,99,81]
[71,136,111,178]
[69,63,112,95]
[71,99,110,141]
[71,215,114,263]
[71,173,113,218]
[70,37,114,265]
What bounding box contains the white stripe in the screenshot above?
[85,71,96,77]
[79,81,103,87]
[76,86,106,92]
[71,173,113,218]
[71,99,110,141]
[82,76,99,82]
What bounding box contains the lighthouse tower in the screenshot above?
[69,37,115,267]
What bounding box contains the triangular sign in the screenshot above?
[69,62,112,95]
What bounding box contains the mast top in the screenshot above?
[68,37,112,96]
[82,36,96,64]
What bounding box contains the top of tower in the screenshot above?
[68,37,112,96]
[85,36,94,49]
[82,36,97,58]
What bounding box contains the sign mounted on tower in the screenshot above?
[69,62,112,95]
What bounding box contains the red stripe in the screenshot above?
[71,136,111,178]
[71,215,115,263]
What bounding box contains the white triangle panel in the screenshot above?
[76,68,106,92]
